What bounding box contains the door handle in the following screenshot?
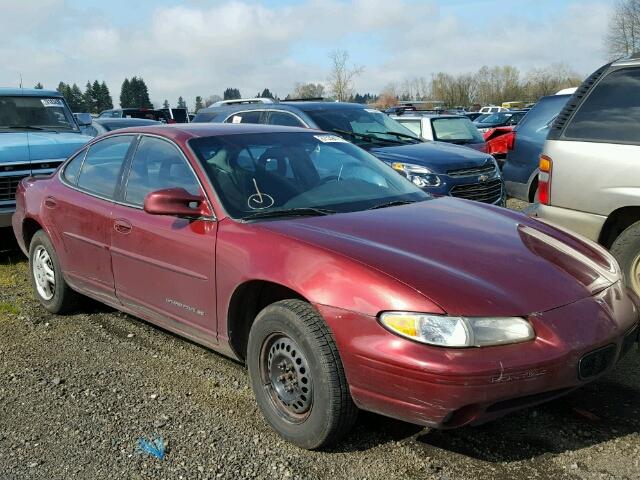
[44,197,57,209]
[114,219,132,234]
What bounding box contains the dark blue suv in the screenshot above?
[194,100,504,205]
[502,94,571,202]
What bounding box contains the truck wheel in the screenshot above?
[610,221,640,296]
[28,230,80,314]
[247,299,357,449]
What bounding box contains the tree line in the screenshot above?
[56,80,113,113]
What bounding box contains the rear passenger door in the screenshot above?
[109,135,218,343]
[224,110,265,125]
[546,66,640,214]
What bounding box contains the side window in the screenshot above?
[267,111,305,127]
[125,136,200,206]
[62,149,87,185]
[564,67,640,144]
[225,111,262,124]
[77,136,133,198]
[400,120,422,137]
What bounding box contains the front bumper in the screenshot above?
[527,203,606,243]
[318,282,638,429]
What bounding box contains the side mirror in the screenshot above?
[143,188,211,218]
[75,112,93,127]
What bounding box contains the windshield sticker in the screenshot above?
[41,98,64,108]
[314,134,347,143]
[231,115,242,124]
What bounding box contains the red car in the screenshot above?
[12,124,639,449]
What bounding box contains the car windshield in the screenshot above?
[303,107,421,147]
[479,113,512,124]
[189,131,430,219]
[431,117,484,143]
[0,96,78,132]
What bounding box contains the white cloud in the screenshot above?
[0,0,612,109]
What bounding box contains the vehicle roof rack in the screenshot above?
[284,97,324,102]
[211,98,276,107]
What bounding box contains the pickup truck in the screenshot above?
[0,88,92,228]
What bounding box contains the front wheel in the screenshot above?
[247,300,357,449]
[28,230,80,313]
[611,221,640,297]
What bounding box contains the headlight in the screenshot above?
[390,162,441,187]
[379,312,535,347]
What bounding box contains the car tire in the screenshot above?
[610,221,640,297]
[247,299,358,449]
[28,230,80,314]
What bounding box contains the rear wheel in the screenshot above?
[610,221,640,296]
[28,230,80,313]
[247,299,357,449]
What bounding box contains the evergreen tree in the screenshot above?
[120,78,132,108]
[194,96,204,112]
[83,81,95,113]
[69,84,85,112]
[259,88,274,99]
[99,81,113,110]
[223,88,241,100]
[163,99,170,109]
[177,96,187,108]
[34,82,43,89]
[129,76,152,108]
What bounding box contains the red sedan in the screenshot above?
[12,124,638,449]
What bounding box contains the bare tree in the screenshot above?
[291,82,325,99]
[204,94,222,107]
[606,0,640,59]
[327,50,364,102]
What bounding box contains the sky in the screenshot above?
[0,0,614,109]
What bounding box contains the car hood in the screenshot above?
[369,141,491,174]
[0,131,91,164]
[257,198,617,317]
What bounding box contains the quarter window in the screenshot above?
[62,149,86,185]
[124,136,200,206]
[76,136,134,198]
[267,111,305,127]
[563,67,640,144]
[225,111,262,124]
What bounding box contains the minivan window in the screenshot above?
[225,111,262,124]
[124,136,200,206]
[563,67,640,144]
[76,136,134,198]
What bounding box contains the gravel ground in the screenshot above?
[0,199,638,480]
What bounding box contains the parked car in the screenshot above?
[464,112,484,121]
[0,88,92,228]
[391,114,487,152]
[479,106,508,114]
[13,123,638,449]
[383,105,416,115]
[81,118,161,137]
[98,107,189,123]
[474,111,527,132]
[502,94,572,202]
[194,100,504,205]
[530,55,640,297]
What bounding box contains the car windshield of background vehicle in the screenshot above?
[431,118,484,143]
[305,108,421,146]
[0,96,78,132]
[189,131,429,219]
[479,113,512,124]
[563,67,640,144]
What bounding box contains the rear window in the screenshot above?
[563,67,640,144]
[516,95,570,136]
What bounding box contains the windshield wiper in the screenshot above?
[366,130,422,143]
[366,200,417,210]
[241,207,336,221]
[330,129,400,145]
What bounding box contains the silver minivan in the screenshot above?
[530,54,640,294]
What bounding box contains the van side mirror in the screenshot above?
[143,188,212,218]
[75,112,93,127]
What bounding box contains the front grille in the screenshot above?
[579,344,616,379]
[0,174,28,202]
[447,163,497,178]
[449,178,503,204]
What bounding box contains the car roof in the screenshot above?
[0,88,62,97]
[612,53,640,67]
[198,101,368,115]
[94,118,160,125]
[109,122,320,141]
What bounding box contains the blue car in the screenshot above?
[1,88,93,227]
[502,94,572,202]
[194,99,504,205]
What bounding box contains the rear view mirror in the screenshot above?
[144,188,211,218]
[75,112,93,127]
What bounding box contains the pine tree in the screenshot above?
[100,81,113,110]
[223,88,241,100]
[194,96,204,112]
[120,78,131,108]
[177,96,187,108]
[259,88,274,99]
[163,99,170,109]
[34,82,43,89]
[70,84,85,112]
[83,81,95,113]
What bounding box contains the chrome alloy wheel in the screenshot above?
[32,245,55,301]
